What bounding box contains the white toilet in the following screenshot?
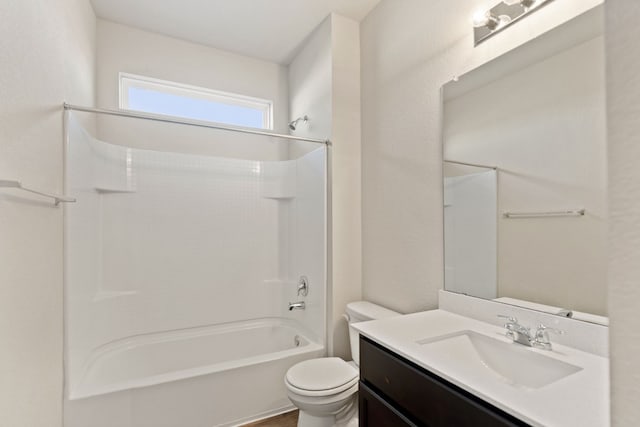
[285,301,400,427]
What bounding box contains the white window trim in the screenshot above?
[118,72,273,130]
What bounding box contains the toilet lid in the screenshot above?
[286,357,358,392]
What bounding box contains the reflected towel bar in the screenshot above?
[503,209,585,219]
[0,179,76,206]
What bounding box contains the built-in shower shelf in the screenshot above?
[95,187,136,194]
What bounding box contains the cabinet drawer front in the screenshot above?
[359,382,417,427]
[359,336,529,427]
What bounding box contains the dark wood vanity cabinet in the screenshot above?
[358,336,530,427]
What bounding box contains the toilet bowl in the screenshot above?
[286,358,359,427]
[285,301,400,427]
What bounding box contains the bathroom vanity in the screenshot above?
[359,336,526,426]
[354,310,609,427]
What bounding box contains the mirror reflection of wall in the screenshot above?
[442,7,607,320]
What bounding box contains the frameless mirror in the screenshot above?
[442,5,607,324]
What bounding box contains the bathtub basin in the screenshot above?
[65,317,324,427]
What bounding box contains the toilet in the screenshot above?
[285,301,400,427]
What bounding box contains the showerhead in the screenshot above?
[288,115,308,131]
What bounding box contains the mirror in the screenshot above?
[442,6,607,324]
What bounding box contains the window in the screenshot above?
[119,73,273,129]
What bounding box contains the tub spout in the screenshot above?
[288,301,305,311]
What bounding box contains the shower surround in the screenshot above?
[63,114,326,426]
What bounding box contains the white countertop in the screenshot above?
[352,309,609,427]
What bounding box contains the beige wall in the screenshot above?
[288,17,332,159]
[0,0,96,425]
[329,14,362,359]
[360,0,602,314]
[95,20,289,161]
[288,14,362,358]
[606,1,640,424]
[97,20,289,133]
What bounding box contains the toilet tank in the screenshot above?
[345,301,400,365]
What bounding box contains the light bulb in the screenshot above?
[473,10,501,30]
[472,10,490,27]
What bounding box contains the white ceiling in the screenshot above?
[90,0,382,64]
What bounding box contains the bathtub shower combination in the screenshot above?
[63,112,327,427]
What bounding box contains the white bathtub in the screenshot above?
[64,318,324,427]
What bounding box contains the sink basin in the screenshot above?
[417,330,582,389]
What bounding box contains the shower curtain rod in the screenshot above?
[63,103,329,145]
[443,159,498,170]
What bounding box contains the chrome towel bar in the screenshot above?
[502,209,585,219]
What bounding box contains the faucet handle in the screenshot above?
[297,276,309,296]
[532,323,565,350]
[497,315,518,340]
[536,323,565,336]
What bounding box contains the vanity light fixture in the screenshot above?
[473,0,555,46]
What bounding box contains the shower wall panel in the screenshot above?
[281,147,326,341]
[65,115,326,395]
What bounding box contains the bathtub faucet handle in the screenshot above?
[297,276,309,296]
[288,301,305,311]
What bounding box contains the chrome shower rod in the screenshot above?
[63,103,329,145]
[443,159,498,170]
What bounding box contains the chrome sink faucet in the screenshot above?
[497,315,564,350]
[498,315,532,346]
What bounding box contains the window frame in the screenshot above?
[118,72,273,130]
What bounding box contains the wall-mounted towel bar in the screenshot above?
[0,179,76,206]
[502,209,585,219]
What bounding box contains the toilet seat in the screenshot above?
[285,357,359,397]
